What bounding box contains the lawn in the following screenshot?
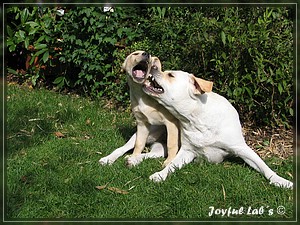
[5,84,295,221]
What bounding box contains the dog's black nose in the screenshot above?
[142,52,150,58]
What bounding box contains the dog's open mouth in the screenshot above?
[143,74,164,95]
[132,61,148,83]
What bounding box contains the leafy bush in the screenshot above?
[137,6,294,127]
[6,6,294,127]
[6,7,64,86]
[57,7,144,101]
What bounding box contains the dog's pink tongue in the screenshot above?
[134,70,145,78]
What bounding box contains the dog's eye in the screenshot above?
[132,53,139,55]
[168,73,174,78]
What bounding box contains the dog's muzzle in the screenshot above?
[131,52,151,83]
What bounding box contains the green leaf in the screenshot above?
[7,68,18,75]
[289,108,293,116]
[221,31,226,45]
[53,76,64,84]
[117,28,123,38]
[161,7,166,18]
[97,23,105,28]
[90,17,95,25]
[18,30,25,39]
[31,74,39,86]
[83,17,88,25]
[7,25,13,37]
[21,8,29,24]
[25,21,39,27]
[8,42,16,52]
[244,86,253,97]
[42,51,49,63]
[15,12,20,20]
[278,83,283,95]
[35,48,48,57]
[157,7,161,15]
[36,35,45,43]
[6,38,16,52]
[221,52,226,59]
[35,43,47,50]
[24,37,29,49]
[103,37,115,45]
[75,39,82,46]
[29,27,38,35]
[29,55,36,65]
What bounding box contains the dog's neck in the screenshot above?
[160,94,207,131]
[128,77,163,111]
[127,77,147,99]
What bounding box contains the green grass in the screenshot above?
[6,85,294,221]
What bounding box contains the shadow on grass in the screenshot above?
[225,155,246,165]
[117,124,136,141]
[7,104,79,155]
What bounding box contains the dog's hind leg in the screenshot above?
[141,142,167,159]
[126,142,167,166]
[232,143,293,189]
[99,133,136,165]
[203,147,229,164]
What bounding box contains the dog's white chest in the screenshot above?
[182,125,217,148]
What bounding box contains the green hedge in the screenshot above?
[6,6,294,127]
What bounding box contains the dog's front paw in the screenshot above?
[269,175,293,189]
[125,155,143,167]
[99,156,114,165]
[149,171,167,182]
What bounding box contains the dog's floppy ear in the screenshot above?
[151,57,162,71]
[192,75,213,95]
[121,56,128,73]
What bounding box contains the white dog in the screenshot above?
[142,65,293,189]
